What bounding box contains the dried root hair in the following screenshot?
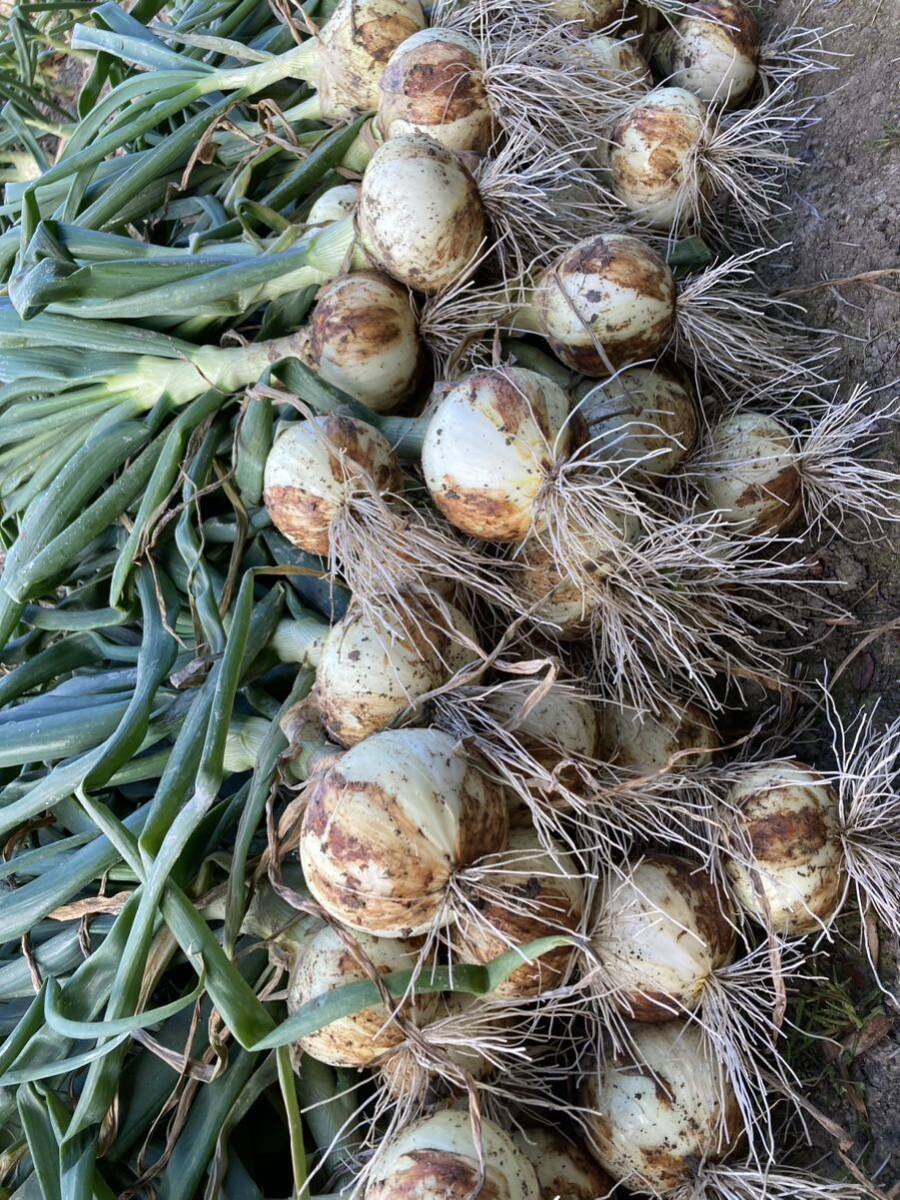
[758,20,846,98]
[675,79,811,244]
[672,246,836,404]
[669,1162,873,1200]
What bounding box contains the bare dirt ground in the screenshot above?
[765,0,900,1185]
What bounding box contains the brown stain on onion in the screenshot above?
[380,39,487,126]
[745,803,829,863]
[694,0,761,62]
[263,484,334,556]
[369,1151,504,1200]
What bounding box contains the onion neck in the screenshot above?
[271,614,329,668]
[375,414,429,461]
[206,37,321,95]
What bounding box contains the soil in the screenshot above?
[763,0,900,1186]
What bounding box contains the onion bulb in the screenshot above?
[377,29,493,154]
[582,1022,741,1190]
[365,1109,540,1200]
[589,854,735,1020]
[652,0,761,107]
[697,412,802,534]
[724,762,843,934]
[582,33,651,93]
[576,366,698,476]
[299,727,508,937]
[548,0,623,30]
[422,367,571,542]
[295,272,422,411]
[315,599,479,747]
[608,87,709,228]
[263,414,401,555]
[357,134,485,294]
[596,701,719,773]
[287,925,439,1067]
[527,234,676,374]
[483,678,600,769]
[306,182,360,225]
[306,0,427,118]
[453,826,585,997]
[513,1128,612,1200]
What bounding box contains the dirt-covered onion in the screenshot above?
[697,411,802,534]
[582,33,651,93]
[294,272,423,411]
[526,234,677,374]
[365,1108,540,1200]
[548,0,623,30]
[357,133,486,294]
[315,599,479,747]
[608,86,709,228]
[652,0,761,107]
[299,727,508,937]
[422,367,571,543]
[306,182,360,225]
[596,701,719,772]
[297,0,427,118]
[589,854,735,1020]
[484,678,600,767]
[513,1128,612,1200]
[453,826,584,997]
[263,414,401,555]
[377,29,492,154]
[582,1021,741,1190]
[724,762,843,934]
[576,366,698,476]
[287,924,439,1067]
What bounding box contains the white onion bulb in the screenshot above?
[596,701,719,772]
[577,366,697,476]
[365,1109,540,1200]
[724,762,844,934]
[263,415,401,555]
[314,0,427,118]
[357,134,486,294]
[513,1128,612,1200]
[609,87,709,228]
[699,411,802,534]
[454,826,585,997]
[652,0,760,107]
[316,600,479,747]
[377,29,492,154]
[485,679,600,766]
[583,33,652,92]
[306,182,360,225]
[300,727,508,937]
[299,272,422,411]
[529,235,677,375]
[287,925,439,1067]
[422,367,571,543]
[583,1022,741,1190]
[548,0,623,30]
[590,854,735,1020]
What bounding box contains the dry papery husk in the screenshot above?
[581,852,811,1153]
[674,384,900,539]
[262,411,519,637]
[421,240,832,405]
[602,78,815,244]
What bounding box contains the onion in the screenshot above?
[724,762,843,934]
[422,366,571,543]
[263,414,402,555]
[365,1109,540,1200]
[453,826,585,997]
[596,701,719,772]
[582,1021,741,1191]
[377,29,493,154]
[582,33,651,93]
[294,272,422,411]
[512,1128,612,1200]
[576,366,698,476]
[306,182,360,225]
[309,0,427,118]
[527,234,676,374]
[287,924,439,1067]
[589,853,735,1020]
[652,0,761,107]
[357,134,486,294]
[608,86,709,228]
[548,0,623,30]
[299,727,508,937]
[484,678,600,767]
[315,599,479,747]
[697,411,802,534]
